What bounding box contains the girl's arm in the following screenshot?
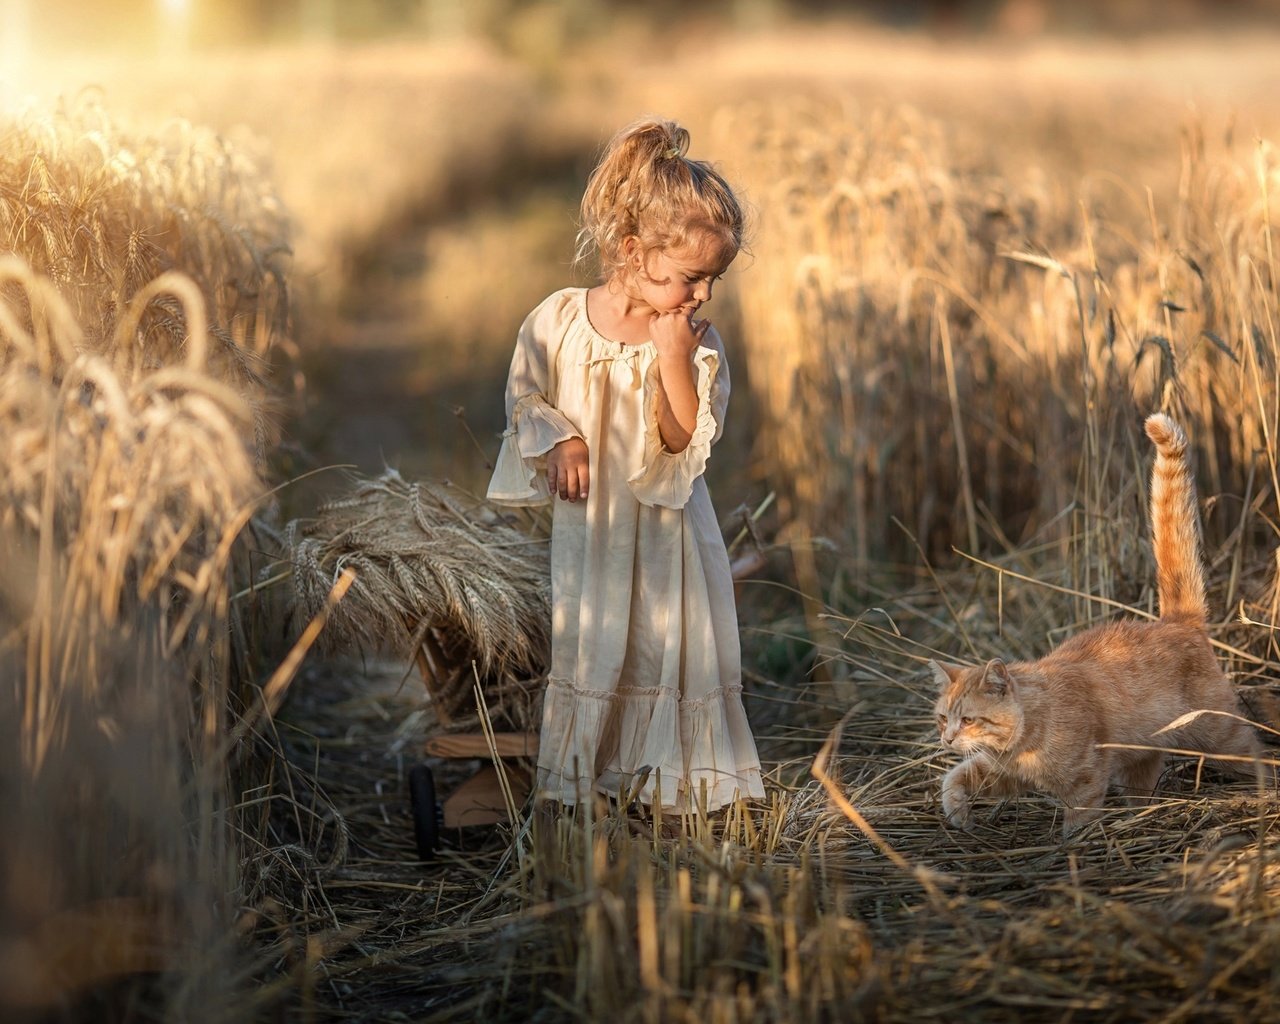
[650,309,711,453]
[627,320,728,509]
[488,292,584,505]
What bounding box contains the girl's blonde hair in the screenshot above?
[576,116,745,283]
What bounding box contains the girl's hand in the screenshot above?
[649,308,710,361]
[547,437,589,502]
[648,307,707,454]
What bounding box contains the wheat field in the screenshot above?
[5,16,1280,1022]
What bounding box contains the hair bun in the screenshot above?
[660,126,690,161]
[576,116,743,282]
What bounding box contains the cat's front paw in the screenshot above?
[941,769,974,829]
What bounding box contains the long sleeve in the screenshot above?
[487,292,583,506]
[627,326,730,509]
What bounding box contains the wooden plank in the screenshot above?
[426,732,540,759]
[441,765,532,828]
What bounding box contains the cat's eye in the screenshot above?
[960,717,973,726]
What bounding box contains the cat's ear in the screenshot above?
[981,658,1013,696]
[929,660,962,690]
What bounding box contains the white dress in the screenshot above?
[487,287,765,812]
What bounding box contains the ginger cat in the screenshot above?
[932,413,1269,837]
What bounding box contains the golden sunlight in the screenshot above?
[1,0,32,95]
[157,0,193,52]
[6,3,1280,1020]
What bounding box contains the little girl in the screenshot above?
[486,116,764,813]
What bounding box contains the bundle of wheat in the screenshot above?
[282,471,551,722]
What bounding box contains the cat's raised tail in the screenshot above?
[1145,413,1208,626]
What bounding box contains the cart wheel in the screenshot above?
[409,764,441,860]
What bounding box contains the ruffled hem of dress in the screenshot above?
[486,394,582,506]
[626,346,720,510]
[535,675,765,812]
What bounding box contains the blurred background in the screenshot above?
[6,0,1280,51]
[7,0,1280,702]
[6,0,1280,523]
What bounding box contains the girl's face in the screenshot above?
[626,232,733,316]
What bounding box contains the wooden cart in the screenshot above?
[405,622,539,860]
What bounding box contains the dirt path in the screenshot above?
[290,152,586,510]
[294,234,506,499]
[264,656,516,1020]
[263,158,585,1020]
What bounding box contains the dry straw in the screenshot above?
[254,575,1280,1022]
[280,470,551,726]
[713,99,1280,606]
[1,99,291,1020]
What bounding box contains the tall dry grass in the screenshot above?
[0,99,289,1019]
[715,98,1280,623]
[20,42,548,284]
